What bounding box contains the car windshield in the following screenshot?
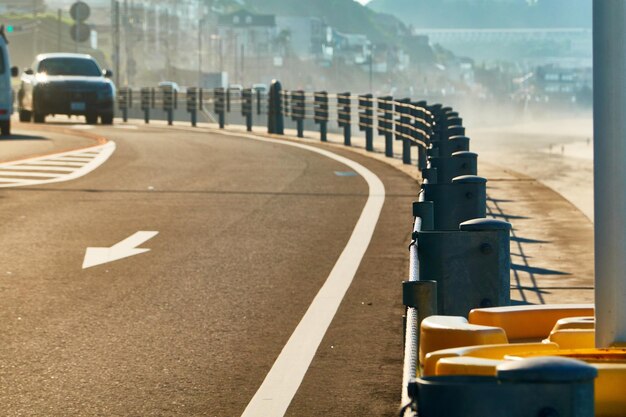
[37,57,101,77]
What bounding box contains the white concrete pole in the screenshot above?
[593,0,626,347]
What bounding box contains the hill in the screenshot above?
[241,0,407,43]
[367,0,591,29]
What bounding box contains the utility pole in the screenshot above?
[240,43,244,85]
[198,18,203,87]
[123,0,129,86]
[57,9,62,52]
[112,0,121,87]
[593,0,626,348]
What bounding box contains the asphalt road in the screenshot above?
[0,121,417,416]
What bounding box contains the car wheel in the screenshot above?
[33,112,45,124]
[100,113,114,125]
[19,110,32,122]
[85,113,98,125]
[0,120,10,136]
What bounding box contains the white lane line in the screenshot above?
[238,134,386,417]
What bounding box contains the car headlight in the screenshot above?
[97,84,114,100]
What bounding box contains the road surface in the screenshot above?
[0,120,418,416]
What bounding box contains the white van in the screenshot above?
[0,25,19,136]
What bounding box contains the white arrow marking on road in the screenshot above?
[82,231,159,269]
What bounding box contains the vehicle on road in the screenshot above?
[17,53,115,125]
[157,81,180,93]
[0,26,19,136]
[251,83,268,95]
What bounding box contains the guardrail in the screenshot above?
[116,80,435,169]
[116,81,601,416]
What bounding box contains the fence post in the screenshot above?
[242,88,253,132]
[256,88,262,115]
[314,91,328,142]
[338,92,351,146]
[187,87,198,127]
[378,96,394,157]
[395,98,411,164]
[117,87,129,122]
[162,87,174,126]
[140,87,150,124]
[214,87,226,129]
[292,90,305,138]
[417,218,511,317]
[359,94,374,151]
[268,80,284,135]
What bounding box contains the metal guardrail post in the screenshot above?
[291,90,305,138]
[150,87,156,111]
[268,80,284,135]
[226,88,231,113]
[416,218,511,317]
[395,98,412,164]
[427,151,478,184]
[118,87,129,122]
[187,87,198,127]
[411,101,430,171]
[242,88,253,132]
[449,135,470,154]
[422,175,487,230]
[359,94,374,151]
[314,91,329,142]
[337,92,351,146]
[256,89,262,115]
[416,357,596,417]
[214,88,226,129]
[378,96,394,157]
[140,87,150,124]
[162,87,174,126]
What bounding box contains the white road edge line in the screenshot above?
[233,132,386,417]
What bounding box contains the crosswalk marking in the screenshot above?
[0,141,116,188]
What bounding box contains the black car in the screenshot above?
[18,53,115,125]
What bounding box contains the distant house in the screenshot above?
[331,30,371,65]
[275,16,328,61]
[217,10,277,57]
[535,64,592,97]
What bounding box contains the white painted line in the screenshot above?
[238,134,386,417]
[0,171,59,178]
[83,231,159,269]
[0,142,116,188]
[50,157,94,162]
[0,178,37,184]
[0,165,75,172]
[23,161,85,167]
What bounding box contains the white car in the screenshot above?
[0,26,19,136]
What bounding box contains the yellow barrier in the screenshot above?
[423,342,558,376]
[468,304,594,340]
[419,316,507,364]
